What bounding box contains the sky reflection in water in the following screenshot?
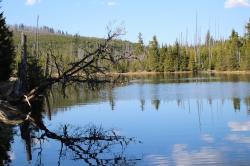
[5,74,250,165]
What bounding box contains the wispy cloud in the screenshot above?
[107,1,117,6]
[26,0,41,6]
[103,0,119,7]
[224,0,250,8]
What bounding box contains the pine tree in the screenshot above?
[159,45,167,72]
[0,7,15,81]
[172,41,180,71]
[135,32,144,55]
[227,30,241,70]
[164,45,175,72]
[215,41,227,71]
[240,40,250,70]
[133,32,145,71]
[245,18,250,40]
[241,19,250,70]
[188,48,197,72]
[180,47,189,71]
[146,35,160,71]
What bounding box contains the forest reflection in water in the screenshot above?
[2,73,250,165]
[46,73,250,114]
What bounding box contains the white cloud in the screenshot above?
[228,121,250,131]
[224,0,250,8]
[107,1,117,6]
[26,0,41,6]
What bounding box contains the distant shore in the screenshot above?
[110,70,250,76]
[200,70,250,75]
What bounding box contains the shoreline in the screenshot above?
[111,71,192,76]
[110,70,250,76]
[200,70,250,75]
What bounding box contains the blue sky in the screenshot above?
[2,0,250,44]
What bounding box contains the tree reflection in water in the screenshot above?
[0,122,15,166]
[0,98,141,166]
[28,114,140,166]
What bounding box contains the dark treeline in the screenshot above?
[10,18,250,76]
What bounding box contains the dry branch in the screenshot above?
[18,28,126,104]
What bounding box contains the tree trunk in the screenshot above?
[15,33,27,96]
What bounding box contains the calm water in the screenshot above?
[2,73,250,165]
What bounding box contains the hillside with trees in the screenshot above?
[9,19,250,76]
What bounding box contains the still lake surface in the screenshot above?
[3,73,250,165]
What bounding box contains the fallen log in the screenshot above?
[0,100,26,125]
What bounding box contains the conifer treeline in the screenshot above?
[12,19,250,74]
[129,19,250,72]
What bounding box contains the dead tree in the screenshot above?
[15,33,27,96]
[13,28,126,106]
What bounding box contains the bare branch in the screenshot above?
[16,28,126,103]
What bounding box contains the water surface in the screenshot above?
[2,73,250,165]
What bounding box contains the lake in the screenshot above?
[2,73,250,166]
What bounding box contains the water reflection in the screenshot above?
[42,74,250,166]
[2,73,250,165]
[0,122,15,166]
[0,99,141,165]
[46,77,250,117]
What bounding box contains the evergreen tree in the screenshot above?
[146,35,160,71]
[172,41,181,71]
[227,30,241,70]
[245,18,250,40]
[240,40,250,70]
[135,32,144,55]
[241,20,250,70]
[180,47,189,71]
[188,48,197,72]
[0,6,15,81]
[200,46,209,70]
[159,45,167,72]
[164,45,175,72]
[133,32,145,71]
[215,42,227,71]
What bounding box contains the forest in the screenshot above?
[2,1,250,165]
[10,19,250,75]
